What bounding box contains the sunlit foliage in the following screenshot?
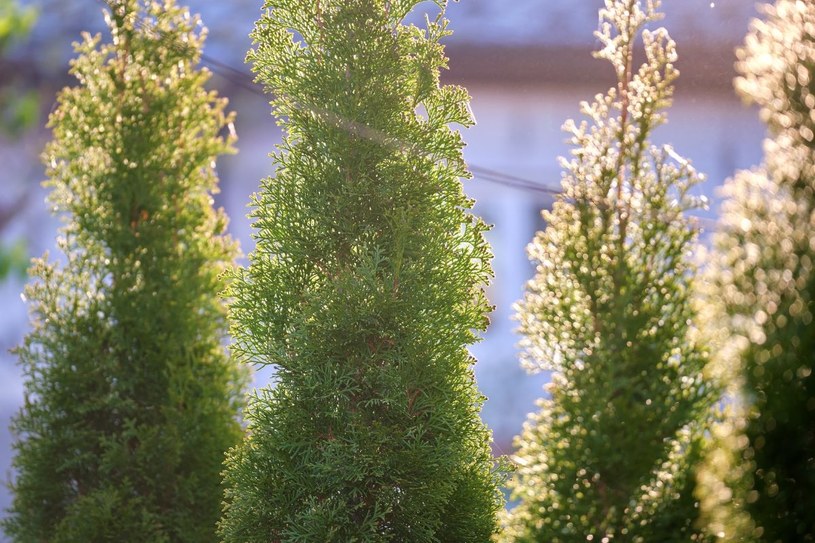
[218,0,502,541]
[3,1,246,540]
[696,2,815,541]
[500,1,714,541]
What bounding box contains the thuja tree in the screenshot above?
[4,1,246,541]
[501,1,714,541]
[696,2,815,541]
[219,0,502,540]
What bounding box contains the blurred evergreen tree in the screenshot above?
[501,1,714,541]
[218,0,503,541]
[696,2,815,541]
[0,0,38,281]
[3,1,246,541]
[0,0,37,137]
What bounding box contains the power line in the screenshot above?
[93,0,565,192]
[89,0,720,231]
[470,165,561,196]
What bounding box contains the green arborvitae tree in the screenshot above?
[219,0,502,540]
[4,1,246,541]
[501,1,714,541]
[696,2,815,541]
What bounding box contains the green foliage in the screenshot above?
[0,0,36,51]
[0,0,37,280]
[0,89,38,137]
[218,0,502,540]
[3,1,246,541]
[0,239,27,280]
[501,1,714,541]
[0,0,38,137]
[696,2,815,541]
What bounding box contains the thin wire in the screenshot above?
[89,0,720,231]
[201,53,254,81]
[470,165,562,196]
[206,63,264,95]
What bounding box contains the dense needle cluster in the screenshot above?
[502,1,713,541]
[697,2,815,541]
[4,1,246,541]
[218,0,502,541]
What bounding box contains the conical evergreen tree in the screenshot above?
[696,2,815,541]
[501,1,714,541]
[219,0,502,540]
[3,2,246,541]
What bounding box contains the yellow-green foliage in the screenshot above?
[697,2,815,541]
[0,0,38,279]
[218,1,502,541]
[501,1,714,541]
[4,2,246,541]
[0,0,38,138]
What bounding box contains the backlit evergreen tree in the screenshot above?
[696,2,815,541]
[3,1,246,541]
[219,0,502,541]
[501,1,713,541]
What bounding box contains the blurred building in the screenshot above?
[0,0,764,532]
